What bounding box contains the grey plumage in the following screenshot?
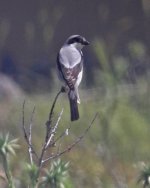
[57,35,89,121]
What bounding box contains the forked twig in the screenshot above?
[22,89,98,185]
[42,113,98,163]
[38,89,63,168]
[49,124,72,147]
[45,108,64,149]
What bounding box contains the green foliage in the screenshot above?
[40,159,71,188]
[93,39,129,90]
[1,80,150,187]
[0,133,72,188]
[138,163,150,188]
[0,39,150,187]
[0,134,19,156]
[128,41,146,58]
[25,162,39,188]
[0,134,19,188]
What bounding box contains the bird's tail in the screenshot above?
[68,90,79,121]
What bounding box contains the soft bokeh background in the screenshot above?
[0,0,150,187]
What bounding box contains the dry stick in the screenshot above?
[45,108,64,149]
[50,87,66,120]
[45,89,63,142]
[48,89,63,121]
[42,112,98,163]
[38,89,63,169]
[22,101,38,161]
[22,100,28,141]
[49,124,72,147]
[35,90,63,183]
[28,106,35,164]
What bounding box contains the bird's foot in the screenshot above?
[61,86,69,93]
[61,86,66,93]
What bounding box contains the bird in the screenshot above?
[57,35,89,121]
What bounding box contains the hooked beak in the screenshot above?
[83,39,90,45]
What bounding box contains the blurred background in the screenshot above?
[0,0,150,187]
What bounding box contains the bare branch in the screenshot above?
[28,106,35,164]
[22,100,28,141]
[49,124,71,147]
[38,89,63,168]
[45,89,63,142]
[42,113,98,163]
[22,101,38,161]
[48,89,63,122]
[45,108,64,149]
[22,88,97,185]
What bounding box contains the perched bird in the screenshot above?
[57,35,89,121]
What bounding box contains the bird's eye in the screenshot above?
[74,37,79,43]
[75,37,82,43]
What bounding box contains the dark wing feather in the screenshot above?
[57,55,82,89]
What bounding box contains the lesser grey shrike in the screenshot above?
[57,35,89,121]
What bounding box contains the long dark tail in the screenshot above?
[68,90,79,121]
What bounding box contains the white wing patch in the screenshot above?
[59,45,81,68]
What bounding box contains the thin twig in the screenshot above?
[22,101,38,161]
[22,100,28,141]
[42,113,98,163]
[45,108,64,149]
[45,89,62,143]
[38,109,63,168]
[49,124,71,147]
[28,106,35,164]
[48,89,62,121]
[38,90,63,169]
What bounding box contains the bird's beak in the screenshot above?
[83,39,90,45]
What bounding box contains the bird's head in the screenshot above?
[65,35,90,50]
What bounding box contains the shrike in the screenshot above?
[57,35,89,121]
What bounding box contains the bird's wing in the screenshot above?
[57,46,83,89]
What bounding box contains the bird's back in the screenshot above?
[58,45,82,68]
